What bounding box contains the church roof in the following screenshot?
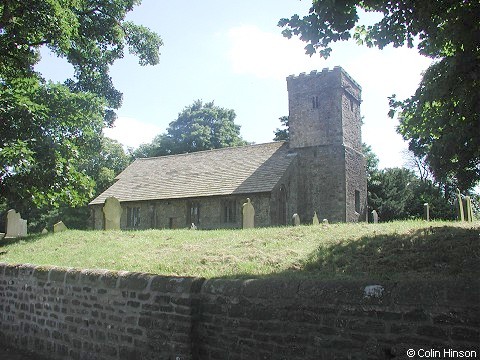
[89,142,296,205]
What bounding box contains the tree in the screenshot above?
[368,168,416,221]
[0,0,162,214]
[25,136,131,231]
[134,100,247,158]
[273,116,289,141]
[362,143,379,182]
[365,145,454,221]
[279,0,479,190]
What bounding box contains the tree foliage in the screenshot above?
[279,0,479,190]
[0,0,162,215]
[363,145,455,221]
[134,100,247,158]
[273,116,289,141]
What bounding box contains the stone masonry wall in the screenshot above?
[294,145,347,223]
[0,263,203,360]
[1,263,479,360]
[91,193,273,231]
[345,146,368,222]
[197,279,479,359]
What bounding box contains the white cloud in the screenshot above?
[103,117,162,149]
[227,25,433,170]
[227,25,323,79]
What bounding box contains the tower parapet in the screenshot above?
[287,66,362,152]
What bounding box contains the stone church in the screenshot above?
[89,66,367,229]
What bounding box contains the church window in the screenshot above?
[313,96,319,109]
[127,207,140,229]
[355,190,360,213]
[223,200,237,223]
[188,202,200,226]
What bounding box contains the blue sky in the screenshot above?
[36,0,432,169]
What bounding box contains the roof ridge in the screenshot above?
[136,141,287,161]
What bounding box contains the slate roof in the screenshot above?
[89,142,296,205]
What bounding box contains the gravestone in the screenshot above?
[103,196,122,230]
[190,223,197,230]
[19,219,27,237]
[322,219,329,225]
[371,210,378,224]
[312,212,319,225]
[464,196,473,222]
[242,198,255,229]
[41,228,48,234]
[455,189,464,221]
[6,209,27,238]
[54,221,68,233]
[292,213,300,226]
[423,203,430,222]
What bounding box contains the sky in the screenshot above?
[36,0,432,169]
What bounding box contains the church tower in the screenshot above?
[287,67,367,222]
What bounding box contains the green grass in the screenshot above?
[0,221,478,280]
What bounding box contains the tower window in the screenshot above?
[312,96,319,109]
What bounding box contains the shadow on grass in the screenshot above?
[0,233,49,249]
[220,225,480,281]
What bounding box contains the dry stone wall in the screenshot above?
[1,263,479,359]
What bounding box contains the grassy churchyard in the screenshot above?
[0,221,478,280]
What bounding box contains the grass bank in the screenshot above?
[0,221,478,280]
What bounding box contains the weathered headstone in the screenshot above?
[190,223,197,230]
[19,219,27,237]
[455,189,464,221]
[423,203,430,222]
[312,211,319,225]
[464,196,473,222]
[371,210,378,224]
[103,196,122,230]
[322,219,329,225]
[5,209,27,238]
[292,213,300,226]
[242,198,255,229]
[41,228,48,234]
[54,221,68,233]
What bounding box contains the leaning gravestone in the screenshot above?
[464,196,473,222]
[292,213,300,226]
[455,189,465,221]
[371,210,379,224]
[103,196,122,230]
[54,221,68,233]
[6,209,27,238]
[242,198,255,229]
[312,211,319,225]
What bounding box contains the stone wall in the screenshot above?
[345,146,368,222]
[2,263,478,359]
[197,279,480,359]
[294,145,347,223]
[91,193,274,230]
[0,263,202,360]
